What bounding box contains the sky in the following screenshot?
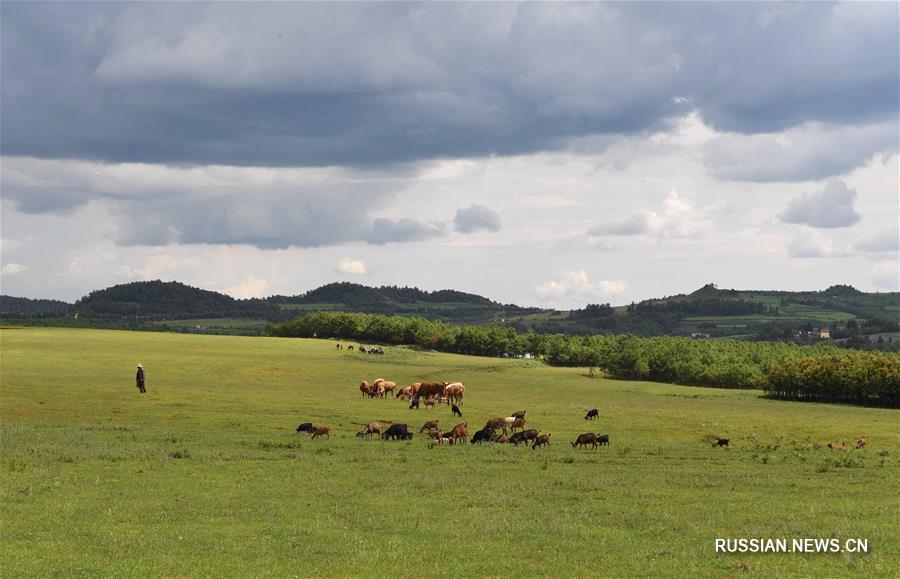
[1,1,898,308]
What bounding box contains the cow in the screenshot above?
[370,383,386,399]
[417,381,448,400]
[445,382,465,405]
[382,424,410,441]
[451,404,462,417]
[359,381,372,398]
[857,436,867,449]
[450,422,468,445]
[471,427,495,444]
[572,433,598,449]
[377,380,397,396]
[714,438,729,448]
[347,345,354,351]
[295,422,316,434]
[408,383,422,397]
[511,410,526,420]
[409,398,420,410]
[597,434,610,446]
[311,425,331,440]
[420,420,440,433]
[356,422,382,438]
[396,386,414,400]
[359,346,366,354]
[585,408,599,421]
[510,417,526,433]
[532,433,551,450]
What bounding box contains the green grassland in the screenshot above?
[1,328,898,576]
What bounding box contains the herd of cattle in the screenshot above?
[296,376,613,450]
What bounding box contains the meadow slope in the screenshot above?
[1,328,898,576]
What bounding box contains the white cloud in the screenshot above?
[335,258,367,275]
[536,269,626,306]
[221,276,269,299]
[779,180,862,228]
[2,263,28,275]
[788,229,838,258]
[587,189,714,240]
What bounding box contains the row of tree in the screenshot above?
[267,311,899,406]
[765,352,899,407]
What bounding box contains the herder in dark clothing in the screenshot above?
[136,364,146,393]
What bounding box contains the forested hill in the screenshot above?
[72,281,285,320]
[0,295,71,316]
[268,281,535,321]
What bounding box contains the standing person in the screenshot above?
[136,364,146,393]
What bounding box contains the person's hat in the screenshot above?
[137,363,143,368]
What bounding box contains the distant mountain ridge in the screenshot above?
[1,281,897,343]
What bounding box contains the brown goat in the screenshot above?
[857,436,867,449]
[510,417,526,433]
[450,422,468,445]
[357,422,381,438]
[311,425,331,440]
[420,420,440,433]
[532,433,551,449]
[827,442,846,450]
[511,410,526,420]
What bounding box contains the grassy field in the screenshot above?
[1,328,898,576]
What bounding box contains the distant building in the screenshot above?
[691,332,711,339]
[818,328,831,339]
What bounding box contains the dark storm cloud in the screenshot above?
[453,204,501,233]
[779,180,862,229]
[2,2,896,170]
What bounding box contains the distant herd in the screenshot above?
[293,344,870,452]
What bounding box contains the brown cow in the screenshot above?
[445,382,465,405]
[417,381,448,400]
[450,422,468,445]
[420,420,440,433]
[511,410,526,420]
[396,386,414,400]
[356,422,381,438]
[857,436,867,449]
[359,381,371,398]
[532,433,550,449]
[311,425,331,440]
[408,382,422,397]
[378,381,397,396]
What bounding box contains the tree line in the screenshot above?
[267,311,899,407]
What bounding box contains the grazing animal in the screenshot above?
[336,343,342,350]
[382,424,410,441]
[359,381,372,398]
[295,422,315,434]
[347,345,354,351]
[451,404,462,417]
[402,432,414,440]
[714,438,729,448]
[432,432,451,445]
[471,427,495,444]
[417,381,448,400]
[409,397,420,410]
[511,410,526,420]
[356,422,381,438]
[496,435,509,443]
[585,408,599,421]
[438,396,449,405]
[532,433,551,450]
[511,429,539,446]
[857,436,867,449]
[450,422,469,445]
[423,396,437,410]
[396,386,414,399]
[378,381,397,396]
[444,382,465,405]
[420,420,440,433]
[311,425,331,440]
[827,442,847,450]
[485,417,507,434]
[572,433,598,449]
[510,417,526,433]
[596,434,610,446]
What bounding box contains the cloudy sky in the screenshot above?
[2,2,898,307]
